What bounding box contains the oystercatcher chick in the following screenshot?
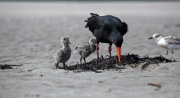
[149,33,180,58]
[74,37,96,64]
[85,13,128,63]
[53,36,71,69]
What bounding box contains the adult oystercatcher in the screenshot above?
[85,13,128,63]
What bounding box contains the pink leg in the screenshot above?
[96,43,99,59]
[108,44,112,57]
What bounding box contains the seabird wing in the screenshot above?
[164,36,180,45]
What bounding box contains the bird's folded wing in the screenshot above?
[164,36,180,45]
[53,49,64,60]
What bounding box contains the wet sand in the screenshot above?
[0,1,180,98]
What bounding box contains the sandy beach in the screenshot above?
[0,1,180,98]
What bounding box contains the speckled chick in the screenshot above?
[53,36,71,69]
[74,37,96,64]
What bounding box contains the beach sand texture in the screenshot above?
[0,1,180,98]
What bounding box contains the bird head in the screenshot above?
[74,45,89,54]
[111,31,123,63]
[61,36,71,45]
[111,32,123,47]
[74,45,80,53]
[81,46,89,53]
[89,37,97,45]
[148,33,163,41]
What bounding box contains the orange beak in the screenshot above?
[116,47,121,63]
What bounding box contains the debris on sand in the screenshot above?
[67,54,174,72]
[0,64,23,70]
[147,83,162,91]
[147,83,161,88]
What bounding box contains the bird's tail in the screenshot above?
[121,22,128,36]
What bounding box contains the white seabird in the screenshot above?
[149,33,180,58]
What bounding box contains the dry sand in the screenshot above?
[0,1,180,98]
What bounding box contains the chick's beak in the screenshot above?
[116,47,121,63]
[148,37,153,39]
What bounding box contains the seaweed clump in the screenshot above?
[67,54,174,72]
[0,64,22,70]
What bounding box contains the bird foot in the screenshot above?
[95,55,104,63]
[96,59,102,63]
[55,67,59,69]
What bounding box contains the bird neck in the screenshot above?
[62,44,70,48]
[155,36,163,43]
[89,42,95,47]
[110,31,123,47]
[89,43,96,52]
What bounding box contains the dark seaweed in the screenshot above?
[67,54,174,72]
[0,64,22,70]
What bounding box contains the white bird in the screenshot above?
[74,37,97,64]
[149,33,180,58]
[53,36,71,69]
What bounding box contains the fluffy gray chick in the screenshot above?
[53,36,71,69]
[74,37,96,64]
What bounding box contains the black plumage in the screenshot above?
[85,13,128,63]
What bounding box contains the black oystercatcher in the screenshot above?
[85,13,128,63]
